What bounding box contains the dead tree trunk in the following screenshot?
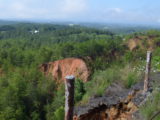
[65,75,75,120]
[144,51,152,93]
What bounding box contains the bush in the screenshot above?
[75,79,86,103]
[124,51,133,62]
[0,68,56,120]
[152,55,160,72]
[53,106,64,120]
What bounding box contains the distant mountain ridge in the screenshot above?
[0,20,160,34]
[0,20,19,26]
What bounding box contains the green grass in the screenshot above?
[140,90,160,120]
[79,66,120,105]
[78,64,142,105]
[120,64,142,88]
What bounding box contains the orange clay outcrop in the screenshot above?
[40,58,90,83]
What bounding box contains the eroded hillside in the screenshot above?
[74,73,160,120]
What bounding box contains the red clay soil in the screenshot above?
[40,58,90,83]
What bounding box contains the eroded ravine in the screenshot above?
[74,73,160,120]
[74,88,141,120]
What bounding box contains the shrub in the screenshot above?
[75,79,86,103]
[124,51,133,62]
[53,106,64,120]
[152,56,160,72]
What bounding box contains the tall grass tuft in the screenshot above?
[140,90,160,120]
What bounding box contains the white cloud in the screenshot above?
[0,0,158,24]
[11,2,26,11]
[97,7,124,21]
[109,8,123,14]
[0,0,88,20]
[157,19,160,23]
[61,0,88,14]
[95,8,159,24]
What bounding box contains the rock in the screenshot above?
[74,83,138,120]
[132,111,145,120]
[40,58,90,83]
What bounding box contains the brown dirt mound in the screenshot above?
[127,36,155,51]
[40,58,90,83]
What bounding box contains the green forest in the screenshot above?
[0,23,160,120]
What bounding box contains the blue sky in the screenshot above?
[0,0,160,24]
